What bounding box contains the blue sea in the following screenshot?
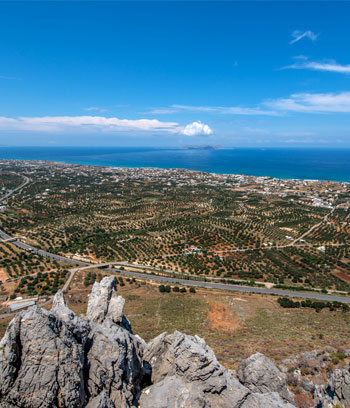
[0,146,349,182]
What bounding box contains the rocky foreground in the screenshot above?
[0,277,349,408]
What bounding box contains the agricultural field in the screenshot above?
[0,171,23,193]
[0,242,68,280]
[1,160,350,292]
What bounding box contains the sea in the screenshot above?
[0,146,349,182]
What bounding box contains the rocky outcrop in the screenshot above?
[86,276,132,332]
[237,352,295,403]
[0,276,298,408]
[140,331,296,408]
[0,306,86,408]
[314,363,350,407]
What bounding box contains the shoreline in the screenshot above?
[1,156,350,185]
[1,144,350,184]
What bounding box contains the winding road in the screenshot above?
[1,172,350,306]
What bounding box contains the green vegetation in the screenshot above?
[277,297,350,312]
[1,161,350,293]
[0,242,68,278]
[13,270,68,297]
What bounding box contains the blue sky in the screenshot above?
[1,1,350,147]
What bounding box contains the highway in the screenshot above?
[1,173,350,305]
[82,265,350,304]
[0,175,30,203]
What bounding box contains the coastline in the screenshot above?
[0,146,350,183]
[1,157,349,186]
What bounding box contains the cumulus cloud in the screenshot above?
[0,115,180,133]
[290,30,318,44]
[181,121,213,136]
[265,92,350,113]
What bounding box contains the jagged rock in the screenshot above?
[51,289,90,343]
[141,331,295,408]
[0,275,297,408]
[86,276,132,332]
[0,315,22,396]
[0,306,86,408]
[301,378,315,394]
[86,319,143,407]
[139,376,208,408]
[315,364,350,407]
[85,391,115,408]
[237,352,295,404]
[143,331,174,383]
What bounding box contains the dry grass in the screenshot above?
[2,272,350,371]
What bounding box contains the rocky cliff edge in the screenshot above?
[0,276,340,408]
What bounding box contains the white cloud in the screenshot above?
[85,106,108,112]
[147,108,181,114]
[181,121,213,136]
[0,115,180,133]
[265,92,350,113]
[290,30,318,44]
[150,104,278,116]
[284,58,350,74]
[0,115,214,136]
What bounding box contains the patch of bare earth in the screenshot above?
[207,299,240,331]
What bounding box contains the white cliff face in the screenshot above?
[0,276,299,408]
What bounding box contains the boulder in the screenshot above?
[241,392,296,408]
[237,352,295,404]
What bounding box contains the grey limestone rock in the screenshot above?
[86,276,132,332]
[237,352,295,404]
[51,289,90,343]
[141,331,295,408]
[0,306,86,408]
[86,319,143,407]
[0,275,298,408]
[315,364,350,407]
[241,392,297,408]
[85,391,115,408]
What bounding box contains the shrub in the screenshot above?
[189,287,196,293]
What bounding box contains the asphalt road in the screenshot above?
[0,175,30,203]
[1,173,350,304]
[101,267,350,304]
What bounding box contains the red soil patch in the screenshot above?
[207,300,240,332]
[333,270,350,283]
